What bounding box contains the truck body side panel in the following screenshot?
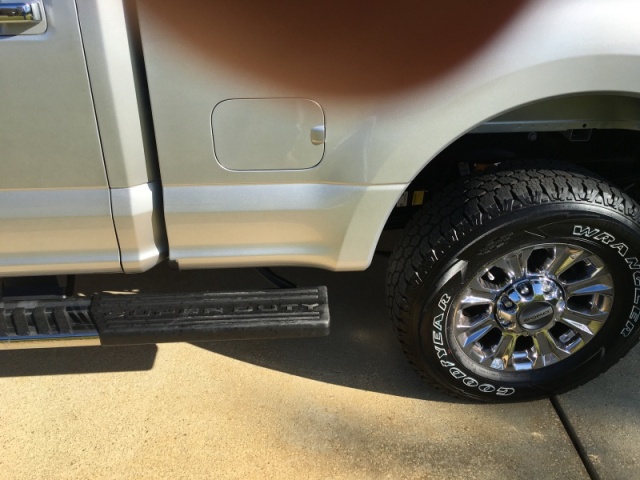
[5,0,640,276]
[137,0,640,271]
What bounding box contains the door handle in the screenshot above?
[0,2,42,23]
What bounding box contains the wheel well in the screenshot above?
[385,128,640,229]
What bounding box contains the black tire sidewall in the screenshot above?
[414,203,640,401]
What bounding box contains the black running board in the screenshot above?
[0,287,329,349]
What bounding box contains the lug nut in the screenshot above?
[499,319,514,328]
[542,282,551,293]
[502,299,514,309]
[518,284,530,295]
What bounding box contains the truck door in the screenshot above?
[0,0,121,275]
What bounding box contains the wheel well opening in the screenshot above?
[385,128,640,230]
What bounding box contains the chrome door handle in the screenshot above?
[0,2,42,23]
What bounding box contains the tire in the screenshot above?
[387,166,640,402]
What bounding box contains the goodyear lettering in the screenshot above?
[433,313,443,331]
[438,294,451,311]
[434,346,448,359]
[430,292,514,396]
[463,377,479,387]
[622,321,635,337]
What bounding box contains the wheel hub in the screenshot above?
[496,277,565,334]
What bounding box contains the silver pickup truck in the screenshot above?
[2,0,640,402]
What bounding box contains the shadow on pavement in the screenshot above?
[192,257,463,403]
[0,345,157,377]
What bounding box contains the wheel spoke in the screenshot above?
[459,290,495,310]
[492,250,527,281]
[545,246,588,277]
[564,269,613,297]
[559,309,607,338]
[458,277,497,310]
[533,331,569,367]
[457,314,496,349]
[485,333,517,370]
[468,276,499,294]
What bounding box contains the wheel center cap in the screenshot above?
[496,277,565,333]
[518,302,555,330]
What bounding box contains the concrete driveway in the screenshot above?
[0,255,638,479]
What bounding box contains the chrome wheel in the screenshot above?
[453,244,614,372]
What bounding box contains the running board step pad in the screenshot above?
[92,287,329,345]
[0,298,98,349]
[0,287,329,349]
